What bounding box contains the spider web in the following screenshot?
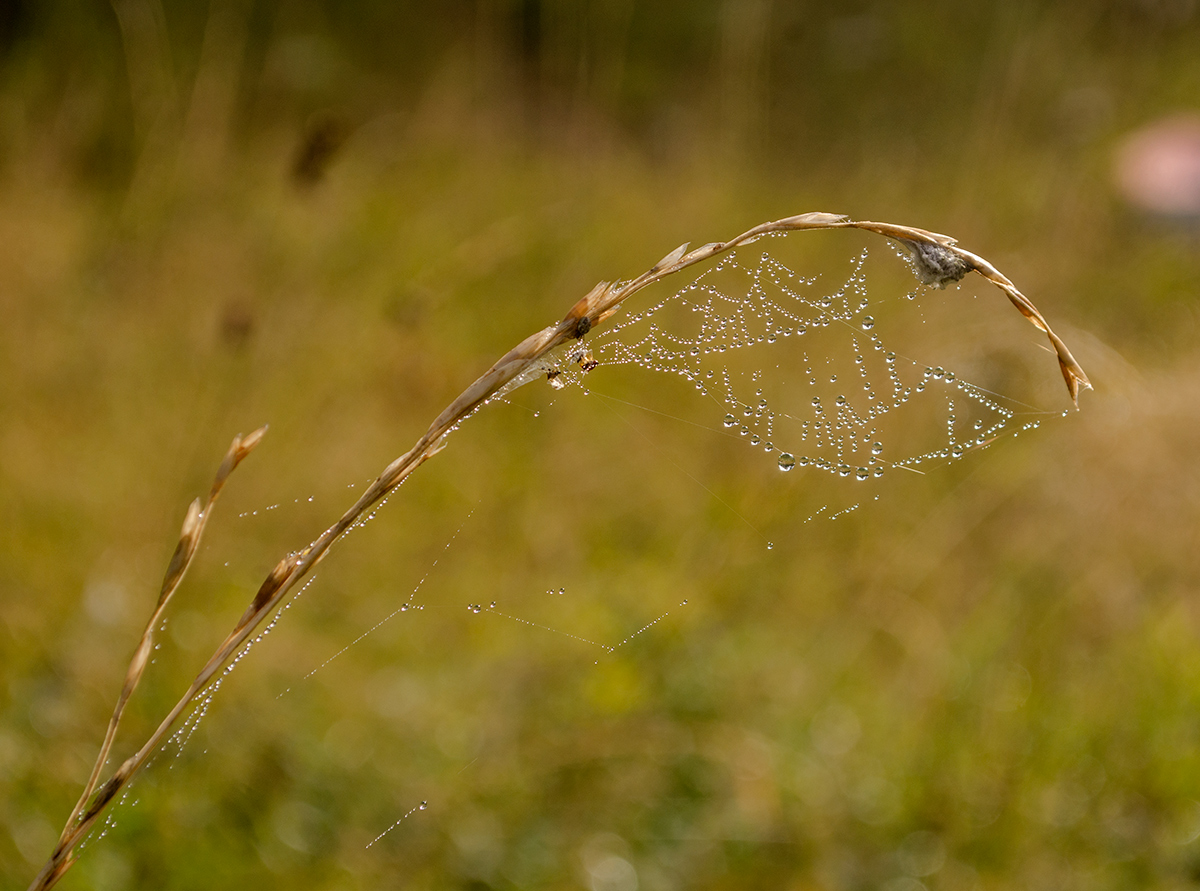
[526,234,1055,499]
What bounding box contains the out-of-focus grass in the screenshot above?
[3,3,1200,890]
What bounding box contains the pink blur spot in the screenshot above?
[1114,113,1200,216]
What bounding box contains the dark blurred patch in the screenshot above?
[0,0,27,56]
[74,112,137,189]
[514,0,542,74]
[219,300,254,349]
[1115,0,1199,26]
[669,752,722,803]
[291,110,350,188]
[384,284,433,330]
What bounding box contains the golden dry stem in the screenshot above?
[29,214,1087,891]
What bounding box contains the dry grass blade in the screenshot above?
[30,214,1087,890]
[30,427,267,891]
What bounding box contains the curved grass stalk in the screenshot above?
[29,212,1088,890]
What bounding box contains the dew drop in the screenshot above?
[419,801,428,810]
[778,453,796,471]
[766,542,774,550]
[855,467,869,481]
[723,413,736,428]
[871,441,883,455]
[861,315,875,330]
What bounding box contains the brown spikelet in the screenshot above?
[651,242,690,273]
[158,498,202,606]
[252,554,299,614]
[80,776,122,824]
[213,425,269,493]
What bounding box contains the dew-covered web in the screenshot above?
[525,234,1061,496]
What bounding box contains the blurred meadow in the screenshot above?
[3,1,1200,889]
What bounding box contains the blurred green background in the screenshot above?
[3,1,1200,889]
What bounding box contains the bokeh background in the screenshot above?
[3,1,1200,889]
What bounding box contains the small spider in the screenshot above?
[571,348,598,372]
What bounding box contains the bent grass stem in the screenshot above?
[29,212,1089,890]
